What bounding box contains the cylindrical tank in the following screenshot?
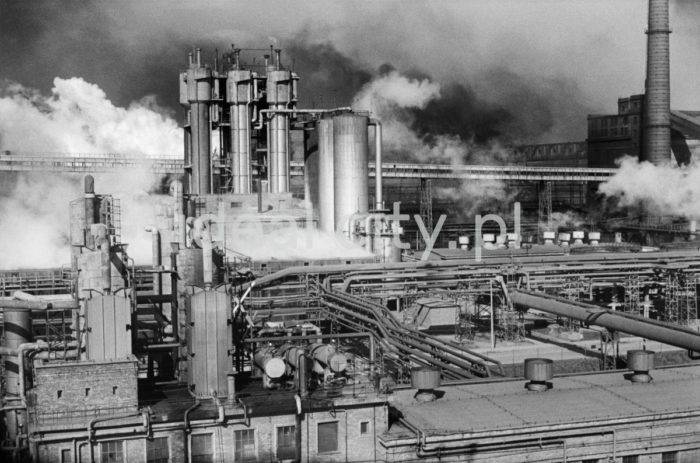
[3,309,32,441]
[310,343,347,373]
[254,348,286,379]
[642,0,671,165]
[266,70,292,193]
[317,118,335,233]
[333,114,369,235]
[186,55,212,195]
[524,358,553,391]
[628,349,655,383]
[227,69,254,194]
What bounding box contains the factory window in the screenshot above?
[57,390,62,399]
[276,425,296,460]
[360,421,369,435]
[100,440,124,463]
[317,421,339,453]
[112,386,118,395]
[234,429,256,462]
[60,448,71,463]
[191,433,213,463]
[85,387,90,397]
[661,451,678,463]
[146,437,169,463]
[621,456,638,463]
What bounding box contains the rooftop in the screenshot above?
[389,363,700,436]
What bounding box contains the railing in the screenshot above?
[0,151,617,181]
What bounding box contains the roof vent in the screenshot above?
[524,358,553,392]
[411,367,441,402]
[627,350,654,383]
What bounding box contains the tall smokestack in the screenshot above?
[642,0,671,165]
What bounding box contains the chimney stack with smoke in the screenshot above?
[642,0,671,165]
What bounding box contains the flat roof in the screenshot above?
[390,364,700,435]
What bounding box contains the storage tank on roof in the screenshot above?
[333,114,369,235]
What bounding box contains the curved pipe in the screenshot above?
[369,119,382,210]
[88,411,149,463]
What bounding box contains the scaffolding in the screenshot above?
[561,277,585,332]
[623,274,641,315]
[664,270,698,324]
[454,294,476,343]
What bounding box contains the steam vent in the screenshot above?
[4,0,700,462]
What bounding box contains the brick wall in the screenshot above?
[28,358,138,431]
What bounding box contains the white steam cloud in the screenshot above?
[352,70,513,215]
[599,156,700,218]
[0,78,182,269]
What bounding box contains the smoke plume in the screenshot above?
[599,156,700,218]
[0,78,181,268]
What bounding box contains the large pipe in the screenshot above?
[642,0,671,164]
[171,180,186,249]
[510,289,700,352]
[369,119,383,210]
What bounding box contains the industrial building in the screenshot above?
[3,0,700,462]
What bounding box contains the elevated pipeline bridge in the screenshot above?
[0,151,617,182]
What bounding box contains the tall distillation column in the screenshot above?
[642,0,671,164]
[266,50,297,193]
[227,49,255,194]
[182,48,213,195]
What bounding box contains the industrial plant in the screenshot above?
[3,0,700,462]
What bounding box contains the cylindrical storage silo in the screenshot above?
[317,118,335,233]
[333,114,369,235]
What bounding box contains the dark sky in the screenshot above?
[1,0,699,145]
